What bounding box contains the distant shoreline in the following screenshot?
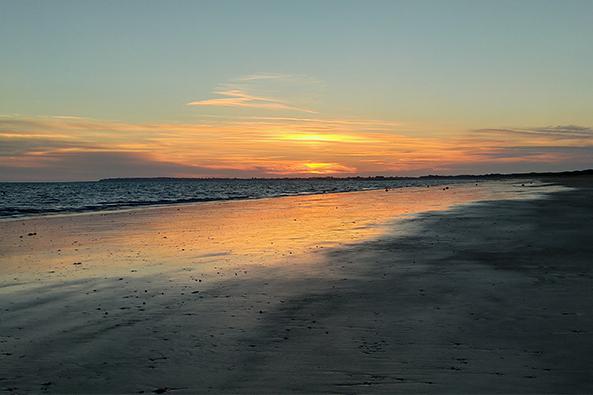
[97,168,593,182]
[0,168,591,184]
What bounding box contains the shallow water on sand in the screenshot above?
[0,178,472,219]
[0,179,562,289]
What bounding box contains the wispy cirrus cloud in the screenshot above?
[236,72,293,81]
[187,73,320,113]
[187,89,316,113]
[475,125,593,139]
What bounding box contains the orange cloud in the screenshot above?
[301,162,356,174]
[275,132,382,144]
[1,115,592,180]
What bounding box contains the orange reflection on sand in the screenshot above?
[0,181,534,288]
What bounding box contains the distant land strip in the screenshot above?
[98,168,593,182]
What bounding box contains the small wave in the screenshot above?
[0,178,471,219]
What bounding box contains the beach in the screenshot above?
[1,177,592,393]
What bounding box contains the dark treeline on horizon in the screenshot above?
[98,169,593,182]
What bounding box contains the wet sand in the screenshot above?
[0,179,591,393]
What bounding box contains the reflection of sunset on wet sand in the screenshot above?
[1,181,543,287]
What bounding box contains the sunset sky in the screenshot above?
[1,0,593,181]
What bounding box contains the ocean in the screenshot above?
[0,178,472,219]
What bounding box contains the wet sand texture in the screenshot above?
[0,178,591,393]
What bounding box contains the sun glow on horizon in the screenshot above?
[301,162,356,174]
[1,113,592,181]
[276,133,382,144]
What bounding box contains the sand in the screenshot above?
[0,178,591,393]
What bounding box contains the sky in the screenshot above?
[1,0,593,181]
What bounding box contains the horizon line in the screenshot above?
[1,168,591,183]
